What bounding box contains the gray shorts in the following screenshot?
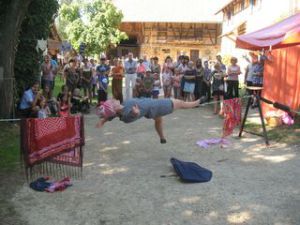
[144,98,173,119]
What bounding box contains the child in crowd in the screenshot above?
[172,68,182,99]
[59,94,71,117]
[211,63,226,115]
[42,84,58,115]
[143,69,154,98]
[150,57,161,76]
[71,88,90,114]
[152,72,161,99]
[162,65,173,98]
[133,77,145,98]
[136,58,146,79]
[37,97,51,119]
[183,61,196,102]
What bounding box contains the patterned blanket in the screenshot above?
[21,115,85,169]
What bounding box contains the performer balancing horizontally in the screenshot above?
[96,98,200,144]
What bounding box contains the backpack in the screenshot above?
[170,158,212,183]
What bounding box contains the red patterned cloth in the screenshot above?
[21,116,84,167]
[223,98,242,137]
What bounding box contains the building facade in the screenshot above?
[110,0,227,62]
[111,22,221,63]
[218,0,300,56]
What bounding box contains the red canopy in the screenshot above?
[236,13,300,50]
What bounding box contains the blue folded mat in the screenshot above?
[170,158,212,183]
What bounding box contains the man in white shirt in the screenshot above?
[124,52,137,99]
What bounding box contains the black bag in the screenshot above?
[170,158,212,183]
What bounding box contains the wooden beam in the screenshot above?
[180,23,183,42]
[215,24,218,45]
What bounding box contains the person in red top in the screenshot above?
[111,58,124,103]
[57,85,71,117]
[136,58,146,79]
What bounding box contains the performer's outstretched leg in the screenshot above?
[154,117,166,144]
[172,99,200,110]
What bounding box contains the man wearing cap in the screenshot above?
[96,54,110,104]
[124,52,137,99]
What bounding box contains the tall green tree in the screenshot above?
[0,0,33,118]
[14,0,59,97]
[0,0,58,118]
[58,0,127,56]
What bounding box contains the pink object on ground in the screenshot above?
[282,113,294,125]
[45,177,72,193]
[196,138,230,149]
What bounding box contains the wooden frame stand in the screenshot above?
[239,87,269,145]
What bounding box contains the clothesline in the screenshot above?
[199,95,251,107]
[0,77,16,80]
[1,95,299,122]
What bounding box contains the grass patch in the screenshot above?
[244,121,300,144]
[0,123,20,171]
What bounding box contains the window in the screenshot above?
[162,49,170,54]
[157,32,167,41]
[238,22,247,35]
[233,1,243,15]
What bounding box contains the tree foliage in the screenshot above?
[14,0,59,96]
[57,0,127,56]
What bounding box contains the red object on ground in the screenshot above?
[236,13,300,50]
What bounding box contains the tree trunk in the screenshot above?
[0,0,32,119]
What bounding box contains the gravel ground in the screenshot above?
[1,106,300,225]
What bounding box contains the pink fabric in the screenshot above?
[23,116,82,166]
[236,13,300,50]
[223,98,242,137]
[96,100,117,119]
[196,138,230,149]
[21,116,84,168]
[45,177,72,193]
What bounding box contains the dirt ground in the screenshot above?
[1,106,300,225]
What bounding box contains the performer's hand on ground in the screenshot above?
[132,104,140,116]
[96,118,106,128]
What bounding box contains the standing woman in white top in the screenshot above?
[226,57,241,99]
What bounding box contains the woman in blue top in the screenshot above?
[96,98,200,144]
